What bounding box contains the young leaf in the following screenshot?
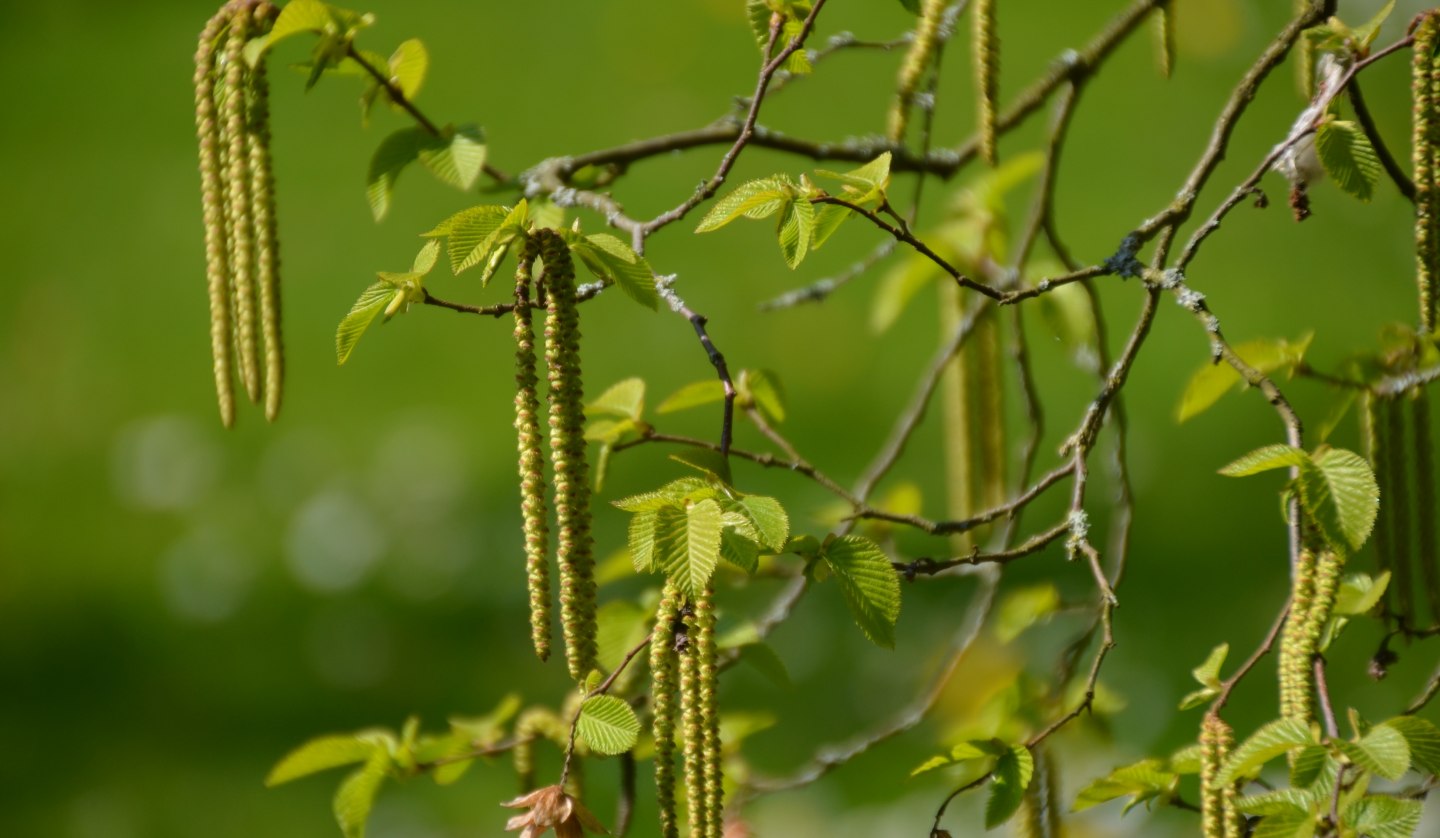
[1299,446,1379,553]
[333,749,390,838]
[336,282,400,365]
[576,695,641,756]
[366,128,427,221]
[739,369,786,423]
[775,197,815,269]
[1219,444,1309,477]
[1071,759,1178,813]
[1216,718,1315,785]
[731,495,789,552]
[719,526,762,573]
[1351,0,1396,52]
[1233,788,1315,816]
[1344,795,1423,838]
[1290,744,1333,789]
[993,584,1060,643]
[822,535,902,648]
[654,499,722,596]
[588,378,646,422]
[985,746,1035,829]
[571,233,659,310]
[266,735,379,786]
[386,39,428,101]
[1381,716,1440,775]
[1336,724,1410,780]
[657,380,726,413]
[1178,334,1313,422]
[418,124,487,192]
[814,152,893,202]
[695,177,790,232]
[629,509,659,572]
[1315,120,1380,203]
[1192,643,1230,688]
[432,205,509,273]
[1334,571,1389,616]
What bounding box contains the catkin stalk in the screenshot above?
[514,247,551,662]
[651,585,682,838]
[679,613,707,837]
[694,587,722,837]
[537,229,598,681]
[887,0,946,144]
[195,10,235,427]
[974,0,999,166]
[1416,13,1440,334]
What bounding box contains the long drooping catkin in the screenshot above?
[1200,714,1241,838]
[1414,389,1439,622]
[245,1,283,421]
[974,0,999,166]
[1363,392,1393,615]
[694,587,722,838]
[678,612,707,837]
[1385,396,1414,621]
[650,585,682,838]
[887,0,946,143]
[1415,13,1440,333]
[514,245,550,663]
[536,229,597,681]
[1279,547,1317,722]
[195,10,235,427]
[221,10,261,404]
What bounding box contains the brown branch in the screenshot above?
[1348,79,1416,202]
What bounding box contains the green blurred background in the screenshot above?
[3,0,1437,835]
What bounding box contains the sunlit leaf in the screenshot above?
[1218,444,1309,477]
[1178,334,1313,422]
[418,124,487,192]
[576,695,641,756]
[1216,718,1314,786]
[588,378,646,422]
[1299,446,1379,553]
[1381,716,1440,775]
[267,736,378,786]
[336,282,400,365]
[334,749,389,838]
[1336,723,1410,780]
[695,177,790,232]
[1316,120,1380,203]
[1072,759,1177,813]
[657,380,726,414]
[1343,794,1422,838]
[985,746,1035,829]
[387,38,427,100]
[366,128,427,221]
[822,535,901,648]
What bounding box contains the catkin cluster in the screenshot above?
[1365,388,1439,626]
[1199,714,1241,838]
[510,230,598,680]
[1279,545,1341,724]
[973,0,999,166]
[194,0,283,427]
[1414,12,1440,334]
[652,587,721,838]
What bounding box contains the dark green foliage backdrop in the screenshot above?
[0,1,1433,835]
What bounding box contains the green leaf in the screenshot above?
[410,239,441,275]
[257,0,333,57]
[571,234,659,310]
[654,499,723,596]
[1336,724,1410,780]
[429,205,509,272]
[1234,788,1315,816]
[576,695,641,756]
[1218,444,1309,477]
[1352,1,1396,52]
[1178,687,1219,711]
[814,152,893,202]
[1343,794,1422,838]
[1169,744,1203,775]
[1316,120,1380,203]
[731,495,789,552]
[993,584,1060,643]
[776,196,814,269]
[822,535,902,648]
[657,380,726,413]
[1192,643,1230,688]
[266,735,378,786]
[737,642,791,689]
[695,177,789,232]
[1335,571,1390,616]
[418,124,487,192]
[366,128,427,222]
[1071,759,1177,813]
[1290,745,1332,789]
[1178,334,1313,422]
[1381,716,1440,775]
[333,749,389,838]
[1250,811,1319,838]
[336,282,400,365]
[985,746,1034,829]
[1217,718,1315,785]
[719,526,761,573]
[386,39,427,101]
[613,478,714,513]
[588,378,645,422]
[1299,446,1380,553]
[739,369,786,423]
[629,509,659,572]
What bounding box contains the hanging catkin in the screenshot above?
[1413,389,1439,622]
[650,585,682,838]
[513,244,551,663]
[536,229,598,681]
[195,10,235,427]
[887,0,946,143]
[1279,546,1317,722]
[974,0,999,166]
[694,586,722,837]
[1200,714,1241,838]
[194,0,282,426]
[1415,12,1440,334]
[678,607,707,838]
[1384,396,1414,621]
[1362,391,1394,616]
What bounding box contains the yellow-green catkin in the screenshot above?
[221,8,261,405]
[650,584,682,838]
[513,706,565,793]
[1363,391,1394,616]
[1295,0,1314,97]
[887,0,946,144]
[536,229,597,681]
[1385,395,1415,621]
[1200,714,1241,838]
[195,9,235,427]
[245,1,282,421]
[678,608,707,838]
[974,0,999,166]
[1280,547,1317,722]
[514,245,551,663]
[1414,388,1440,622]
[1416,13,1440,334]
[1295,550,1342,717]
[1154,1,1174,79]
[694,587,722,838]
